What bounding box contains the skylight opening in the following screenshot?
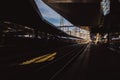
[35,0,73,26]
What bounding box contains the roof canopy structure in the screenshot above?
[0,0,76,37]
[43,0,120,33]
[0,0,119,34]
[43,0,101,26]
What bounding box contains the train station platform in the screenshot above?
[52,43,120,80]
[0,43,120,80]
[0,0,120,80]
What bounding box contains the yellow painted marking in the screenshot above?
[35,53,56,63]
[47,56,55,61]
[19,52,56,65]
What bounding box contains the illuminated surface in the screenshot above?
[101,0,110,16]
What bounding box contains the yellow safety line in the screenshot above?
[35,52,56,63]
[19,52,56,65]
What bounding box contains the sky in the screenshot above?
[35,0,73,26]
[34,0,89,34]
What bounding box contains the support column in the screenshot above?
[106,14,111,46]
[0,21,4,45]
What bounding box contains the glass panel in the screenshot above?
[35,0,73,26]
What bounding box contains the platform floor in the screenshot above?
[0,43,120,80]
